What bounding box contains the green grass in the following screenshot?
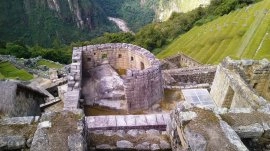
[37,59,63,69]
[0,73,4,79]
[0,62,33,81]
[158,0,270,64]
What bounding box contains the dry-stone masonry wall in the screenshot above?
[221,57,270,101]
[167,102,249,151]
[163,66,216,86]
[0,116,39,150]
[162,53,201,69]
[210,57,269,109]
[64,48,82,110]
[86,113,170,131]
[79,43,163,112]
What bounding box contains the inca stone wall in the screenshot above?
[86,113,170,131]
[64,48,82,110]
[0,82,46,117]
[71,43,163,112]
[163,66,216,85]
[163,53,202,69]
[210,57,270,109]
[221,58,270,101]
[167,103,249,151]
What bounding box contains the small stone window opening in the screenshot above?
[253,83,258,89]
[102,54,107,59]
[87,58,91,62]
[131,56,134,61]
[94,53,96,55]
[141,62,145,70]
[118,54,122,58]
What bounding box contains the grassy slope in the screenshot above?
[0,62,33,81]
[157,0,270,64]
[37,59,63,69]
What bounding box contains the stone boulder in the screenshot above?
[0,136,26,150]
[150,144,160,150]
[116,140,134,149]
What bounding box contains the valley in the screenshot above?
[108,17,133,33]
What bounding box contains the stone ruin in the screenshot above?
[66,43,164,112]
[211,57,270,109]
[167,57,270,151]
[1,42,270,151]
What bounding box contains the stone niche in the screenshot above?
[79,43,163,112]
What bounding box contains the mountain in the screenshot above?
[0,0,117,47]
[155,0,210,21]
[0,0,211,47]
[157,0,270,64]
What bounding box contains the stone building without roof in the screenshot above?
[0,81,48,117]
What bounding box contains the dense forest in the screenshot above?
[0,0,262,64]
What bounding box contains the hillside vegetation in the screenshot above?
[156,0,210,21]
[0,62,33,81]
[158,0,270,64]
[0,0,115,47]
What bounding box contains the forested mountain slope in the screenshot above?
[0,0,115,47]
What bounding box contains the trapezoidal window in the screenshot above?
[118,54,122,58]
[102,54,107,59]
[87,58,91,62]
[253,83,258,89]
[131,56,134,61]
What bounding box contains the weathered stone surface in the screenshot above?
[0,136,26,150]
[184,128,207,151]
[178,111,197,122]
[82,64,126,110]
[168,105,248,151]
[234,123,264,138]
[116,140,134,149]
[104,130,115,137]
[96,144,113,150]
[68,133,87,151]
[214,107,228,114]
[127,129,138,137]
[115,130,125,137]
[77,43,163,112]
[262,122,270,138]
[150,144,160,151]
[0,116,38,125]
[146,129,160,135]
[26,138,33,148]
[31,111,85,151]
[229,108,254,113]
[220,121,248,151]
[38,121,51,128]
[211,57,270,109]
[159,140,171,149]
[86,114,169,130]
[93,130,103,135]
[138,130,146,135]
[30,128,49,151]
[135,142,150,150]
